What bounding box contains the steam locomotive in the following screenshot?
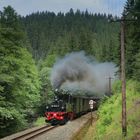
[45,89,99,125]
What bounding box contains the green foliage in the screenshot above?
[94,80,140,140]
[1,2,140,138]
[39,54,57,68]
[0,6,41,138]
[133,52,140,81]
[112,80,121,94]
[37,56,56,114]
[33,117,46,126]
[124,0,140,80]
[0,6,20,29]
[22,10,120,63]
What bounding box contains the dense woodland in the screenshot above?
[0,0,140,138]
[22,9,120,62]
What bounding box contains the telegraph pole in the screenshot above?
[108,77,113,95]
[120,15,138,138]
[110,15,137,136]
[108,0,138,136]
[109,15,127,137]
[106,77,113,95]
[120,17,127,136]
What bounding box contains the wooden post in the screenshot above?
[109,77,112,95]
[91,108,93,125]
[121,17,127,136]
[89,100,94,125]
[108,13,137,137]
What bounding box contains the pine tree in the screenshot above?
[124,0,140,79]
[22,9,119,62]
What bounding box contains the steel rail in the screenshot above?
[11,125,58,140]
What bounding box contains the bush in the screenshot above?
[94,80,140,140]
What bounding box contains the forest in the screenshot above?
[0,0,140,138]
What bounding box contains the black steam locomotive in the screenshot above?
[45,89,99,125]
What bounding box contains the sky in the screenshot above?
[0,0,127,17]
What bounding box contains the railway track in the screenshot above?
[11,125,58,140]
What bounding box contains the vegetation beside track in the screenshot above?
[33,117,46,126]
[0,0,140,138]
[82,80,140,140]
[72,114,97,140]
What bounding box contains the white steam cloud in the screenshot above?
[51,51,118,97]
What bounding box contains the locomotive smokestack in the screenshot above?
[51,51,118,96]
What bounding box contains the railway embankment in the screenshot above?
[72,111,97,140]
[1,112,94,140]
[0,125,49,140]
[31,112,94,140]
[77,80,140,140]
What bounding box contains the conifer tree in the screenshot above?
[124,0,140,79]
[0,6,41,137]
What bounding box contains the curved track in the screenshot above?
[11,125,58,140]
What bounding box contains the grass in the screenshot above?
[82,118,97,140]
[33,117,46,126]
[72,112,98,140]
[83,80,140,140]
[72,119,91,140]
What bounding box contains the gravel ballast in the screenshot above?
[32,112,93,140]
[1,112,95,140]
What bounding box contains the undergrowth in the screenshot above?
[94,80,140,140]
[33,117,46,126]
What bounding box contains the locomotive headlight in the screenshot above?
[62,106,64,109]
[46,106,49,109]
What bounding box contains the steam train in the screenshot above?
[45,89,99,125]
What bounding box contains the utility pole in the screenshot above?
[109,15,127,137]
[120,17,127,136]
[120,13,137,138]
[106,76,113,96]
[108,77,113,95]
[108,0,138,136]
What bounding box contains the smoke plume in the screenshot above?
[51,51,118,97]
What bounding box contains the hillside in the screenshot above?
[76,80,140,140]
[0,0,140,138]
[22,9,120,63]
